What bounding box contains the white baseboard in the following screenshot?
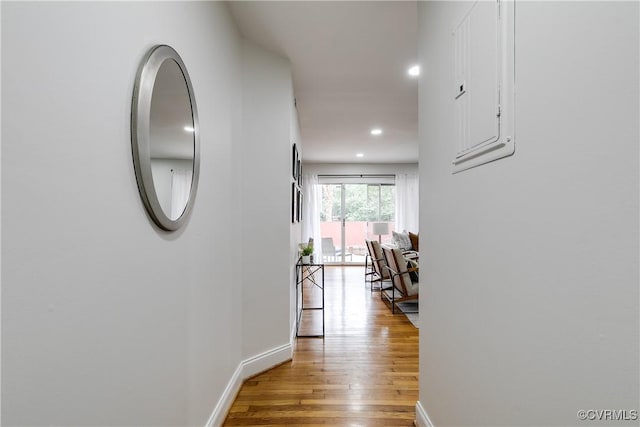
[205,364,243,427]
[241,342,293,380]
[205,342,293,427]
[290,321,298,349]
[415,400,435,427]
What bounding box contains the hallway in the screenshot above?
[224,266,419,426]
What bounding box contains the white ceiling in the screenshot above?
[227,1,419,164]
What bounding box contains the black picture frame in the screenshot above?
[292,143,298,180]
[297,159,302,187]
[291,182,297,223]
[297,189,303,223]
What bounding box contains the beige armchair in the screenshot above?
[365,240,392,292]
[381,246,419,313]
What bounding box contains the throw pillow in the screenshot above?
[393,231,412,250]
[408,232,419,252]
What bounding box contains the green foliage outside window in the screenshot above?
[320,184,395,222]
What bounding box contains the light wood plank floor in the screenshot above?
[224,266,419,426]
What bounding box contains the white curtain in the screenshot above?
[395,173,419,233]
[302,174,322,258]
[170,169,192,219]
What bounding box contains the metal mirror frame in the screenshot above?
[131,45,200,231]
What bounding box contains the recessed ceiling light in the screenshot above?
[184,126,195,132]
[356,153,364,158]
[408,65,420,77]
[370,128,382,136]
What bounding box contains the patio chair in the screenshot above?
[321,237,352,262]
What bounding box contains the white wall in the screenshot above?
[240,39,295,359]
[417,2,639,426]
[2,2,296,425]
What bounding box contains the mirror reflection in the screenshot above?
[149,58,195,220]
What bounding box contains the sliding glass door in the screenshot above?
[319,182,395,264]
[319,184,344,263]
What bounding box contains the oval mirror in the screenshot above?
[131,45,200,231]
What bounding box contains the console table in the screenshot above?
[295,259,325,338]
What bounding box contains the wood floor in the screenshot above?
[224,266,419,426]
